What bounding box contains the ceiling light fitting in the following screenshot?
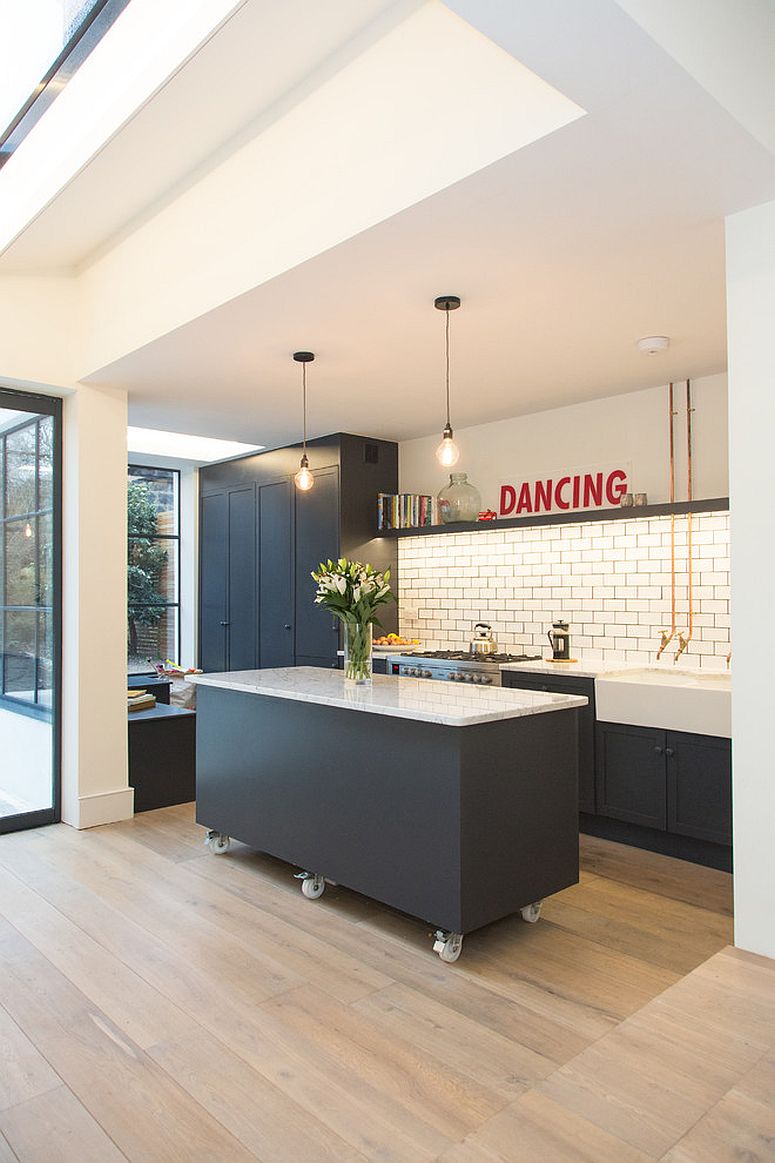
[637,335,670,355]
[435,295,461,467]
[293,350,315,491]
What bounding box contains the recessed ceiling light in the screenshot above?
[127,427,263,462]
[637,335,670,355]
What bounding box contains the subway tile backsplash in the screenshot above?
[398,510,730,669]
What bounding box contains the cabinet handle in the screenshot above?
[283,624,292,630]
[654,745,663,754]
[220,621,230,626]
[665,747,674,757]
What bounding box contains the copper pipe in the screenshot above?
[657,382,678,659]
[675,379,694,661]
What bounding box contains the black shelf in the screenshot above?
[377,497,729,539]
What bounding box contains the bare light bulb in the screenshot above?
[436,427,460,467]
[24,522,33,538]
[294,455,314,491]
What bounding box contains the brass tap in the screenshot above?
[656,630,672,660]
[674,633,689,662]
[726,650,732,669]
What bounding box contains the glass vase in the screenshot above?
[344,621,373,684]
[437,473,482,524]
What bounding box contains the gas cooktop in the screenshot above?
[397,650,541,664]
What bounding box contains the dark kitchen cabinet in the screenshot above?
[258,480,294,669]
[667,730,732,845]
[294,466,340,665]
[595,722,667,829]
[596,721,731,844]
[199,433,398,672]
[501,671,596,812]
[199,487,256,672]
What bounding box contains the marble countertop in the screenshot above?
[499,657,617,679]
[188,667,587,727]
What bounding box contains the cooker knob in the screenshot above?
[422,670,432,678]
[481,675,492,684]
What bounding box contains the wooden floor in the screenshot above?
[0,805,771,1162]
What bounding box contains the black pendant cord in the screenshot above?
[445,307,451,430]
[302,362,307,453]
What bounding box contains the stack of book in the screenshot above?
[128,689,156,712]
[378,493,435,530]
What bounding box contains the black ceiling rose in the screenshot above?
[434,296,461,312]
[292,351,315,363]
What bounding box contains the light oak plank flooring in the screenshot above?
[0,803,770,1162]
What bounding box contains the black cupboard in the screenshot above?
[199,433,398,672]
[595,721,732,847]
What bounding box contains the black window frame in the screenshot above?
[0,386,62,833]
[128,463,181,673]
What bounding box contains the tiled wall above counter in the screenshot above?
[398,509,729,668]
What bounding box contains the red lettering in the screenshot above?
[534,479,553,512]
[606,469,628,505]
[572,476,581,508]
[555,477,571,510]
[499,484,516,516]
[516,481,533,514]
[583,472,603,507]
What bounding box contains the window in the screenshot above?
[128,465,180,674]
[0,411,56,713]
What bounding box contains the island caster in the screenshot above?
[520,900,543,923]
[295,871,326,899]
[204,830,231,854]
[433,930,463,963]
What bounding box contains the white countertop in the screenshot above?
[189,667,587,727]
[499,657,616,679]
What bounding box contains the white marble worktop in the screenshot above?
[499,657,618,679]
[188,667,587,727]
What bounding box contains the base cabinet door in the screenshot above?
[596,722,667,829]
[667,731,732,845]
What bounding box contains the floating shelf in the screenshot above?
[377,497,729,538]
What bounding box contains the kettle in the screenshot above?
[470,622,498,655]
[548,619,571,660]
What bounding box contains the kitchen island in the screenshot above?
[190,667,586,960]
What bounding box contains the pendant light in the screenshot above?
[434,295,461,467]
[293,350,315,491]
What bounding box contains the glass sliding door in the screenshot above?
[0,388,61,831]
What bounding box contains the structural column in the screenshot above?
[61,383,133,827]
[726,198,775,960]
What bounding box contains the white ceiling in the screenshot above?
[4,0,775,446]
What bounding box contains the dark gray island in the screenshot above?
[190,667,587,960]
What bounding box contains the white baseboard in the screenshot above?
[62,785,135,829]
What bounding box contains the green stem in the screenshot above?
[344,622,372,683]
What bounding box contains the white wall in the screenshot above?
[62,384,132,827]
[726,198,775,960]
[400,373,728,511]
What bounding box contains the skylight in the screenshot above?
[0,0,128,165]
[127,427,263,463]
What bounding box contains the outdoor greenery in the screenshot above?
[127,480,168,659]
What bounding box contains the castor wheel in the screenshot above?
[295,872,326,899]
[204,831,231,854]
[520,901,543,923]
[432,930,463,962]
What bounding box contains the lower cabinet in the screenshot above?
[596,722,731,846]
[502,671,596,813]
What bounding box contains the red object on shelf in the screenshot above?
[477,509,497,522]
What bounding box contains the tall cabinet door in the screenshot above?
[294,467,340,666]
[259,480,295,668]
[199,492,228,671]
[227,487,256,671]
